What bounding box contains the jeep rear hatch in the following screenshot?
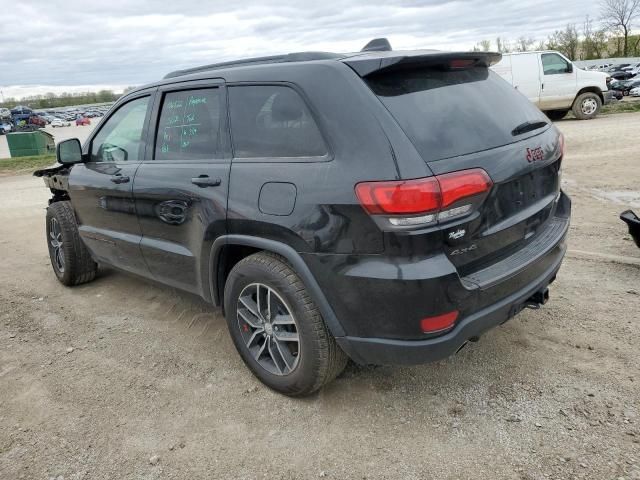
[352,52,564,277]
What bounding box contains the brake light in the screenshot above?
[355,177,440,215]
[449,59,476,69]
[355,169,492,226]
[438,170,493,208]
[420,311,459,333]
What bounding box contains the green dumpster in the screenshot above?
[6,130,55,157]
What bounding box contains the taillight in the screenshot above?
[355,169,492,227]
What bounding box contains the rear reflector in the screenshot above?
[355,169,492,224]
[420,311,459,333]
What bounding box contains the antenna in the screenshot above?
[361,38,392,52]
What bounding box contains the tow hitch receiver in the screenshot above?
[525,288,550,309]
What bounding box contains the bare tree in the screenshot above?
[495,37,511,53]
[582,15,610,58]
[478,39,492,51]
[600,0,640,56]
[546,24,580,59]
[516,36,535,52]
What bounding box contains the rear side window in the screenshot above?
[365,67,548,162]
[155,88,221,160]
[228,85,327,158]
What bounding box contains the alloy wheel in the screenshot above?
[236,283,300,375]
[49,217,65,273]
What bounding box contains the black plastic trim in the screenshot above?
[209,235,346,337]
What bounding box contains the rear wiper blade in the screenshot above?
[511,120,548,136]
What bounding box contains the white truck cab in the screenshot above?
[492,51,612,120]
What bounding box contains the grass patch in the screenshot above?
[0,154,57,174]
[601,99,640,115]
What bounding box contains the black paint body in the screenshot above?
[38,50,571,364]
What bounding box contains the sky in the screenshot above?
[1,0,602,100]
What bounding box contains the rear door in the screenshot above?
[132,80,231,296]
[68,91,154,276]
[539,52,577,110]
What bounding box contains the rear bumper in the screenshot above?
[335,249,564,365]
[302,192,571,365]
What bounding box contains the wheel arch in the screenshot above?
[209,235,346,337]
[573,87,603,105]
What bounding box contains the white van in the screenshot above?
[492,51,612,120]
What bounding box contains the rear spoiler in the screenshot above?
[342,51,502,77]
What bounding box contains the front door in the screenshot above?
[68,92,154,276]
[133,81,231,296]
[539,52,577,110]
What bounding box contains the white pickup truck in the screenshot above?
[492,51,612,120]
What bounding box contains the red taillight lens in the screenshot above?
[420,311,459,333]
[438,169,493,209]
[355,177,440,215]
[355,169,492,220]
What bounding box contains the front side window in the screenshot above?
[542,53,571,75]
[228,85,327,159]
[90,96,150,162]
[155,88,221,161]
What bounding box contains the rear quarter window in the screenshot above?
[228,85,327,159]
[365,67,548,162]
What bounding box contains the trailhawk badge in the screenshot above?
[448,228,466,240]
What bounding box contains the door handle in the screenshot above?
[110,175,130,184]
[191,175,221,188]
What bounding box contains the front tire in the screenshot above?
[224,252,347,396]
[46,201,97,286]
[572,92,602,120]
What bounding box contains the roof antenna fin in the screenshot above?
[361,38,392,52]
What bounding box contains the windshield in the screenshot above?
[365,67,549,162]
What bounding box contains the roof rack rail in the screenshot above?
[164,51,342,79]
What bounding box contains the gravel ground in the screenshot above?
[0,113,639,480]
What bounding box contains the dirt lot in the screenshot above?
[1,113,639,480]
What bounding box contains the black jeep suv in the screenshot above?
[36,39,570,396]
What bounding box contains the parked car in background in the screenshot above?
[50,118,71,128]
[75,117,91,126]
[630,86,640,97]
[28,115,47,127]
[611,78,640,96]
[36,41,570,395]
[0,121,12,134]
[0,107,11,120]
[492,50,612,120]
[610,70,635,81]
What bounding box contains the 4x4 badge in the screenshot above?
[448,228,466,240]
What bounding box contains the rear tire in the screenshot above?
[46,201,97,286]
[545,109,569,121]
[224,252,347,396]
[572,92,602,120]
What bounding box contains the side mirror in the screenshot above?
[566,64,573,74]
[56,138,84,165]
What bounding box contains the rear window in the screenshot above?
[365,67,548,162]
